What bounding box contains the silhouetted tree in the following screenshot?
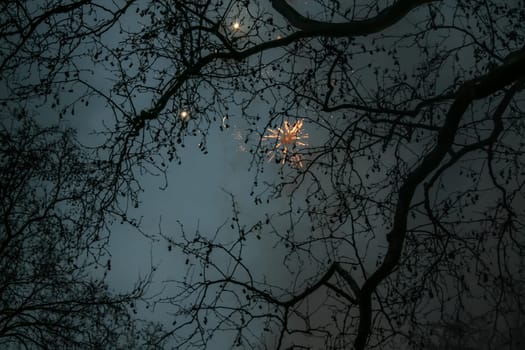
[2,1,525,349]
[418,313,525,350]
[0,114,159,349]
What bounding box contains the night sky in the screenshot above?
[2,1,525,349]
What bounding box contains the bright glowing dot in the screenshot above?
[180,110,189,120]
[232,21,240,30]
[263,119,308,167]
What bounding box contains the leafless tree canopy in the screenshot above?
[1,0,525,349]
[0,115,158,348]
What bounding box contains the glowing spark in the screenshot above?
[232,21,240,30]
[232,128,247,152]
[263,119,308,167]
[180,110,189,121]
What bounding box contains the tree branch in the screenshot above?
[354,45,525,349]
[270,0,436,37]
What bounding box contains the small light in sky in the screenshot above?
[232,21,240,30]
[263,119,308,167]
[232,128,247,152]
[180,110,189,121]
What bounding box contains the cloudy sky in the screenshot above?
[3,0,524,349]
[62,2,335,337]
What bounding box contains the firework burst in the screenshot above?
[263,119,308,167]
